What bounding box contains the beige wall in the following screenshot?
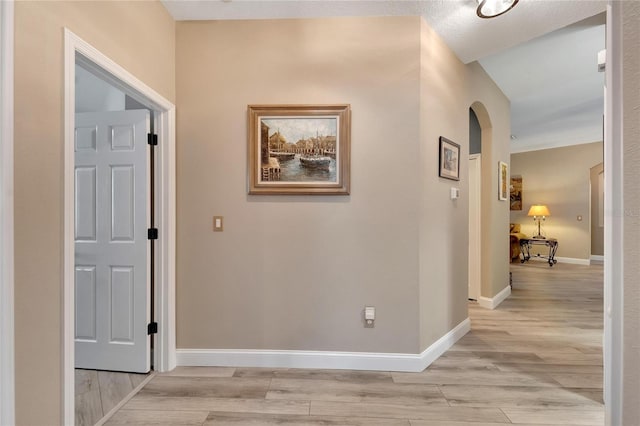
[13,1,175,424]
[418,20,467,350]
[176,17,510,356]
[622,1,640,423]
[510,142,603,261]
[417,24,511,349]
[176,17,422,353]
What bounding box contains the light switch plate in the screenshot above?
[365,306,375,320]
[213,216,224,232]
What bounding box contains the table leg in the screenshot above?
[520,242,530,263]
[548,241,558,266]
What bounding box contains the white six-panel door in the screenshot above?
[74,110,150,373]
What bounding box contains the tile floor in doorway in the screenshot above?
[76,369,149,426]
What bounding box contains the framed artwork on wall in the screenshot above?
[247,104,351,195]
[499,161,509,201]
[439,136,460,181]
[510,175,523,210]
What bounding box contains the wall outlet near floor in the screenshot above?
[364,306,375,328]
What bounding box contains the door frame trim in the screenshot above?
[63,29,176,425]
[0,1,15,425]
[604,3,623,424]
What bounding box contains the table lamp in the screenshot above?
[528,204,550,239]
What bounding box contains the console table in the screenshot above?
[520,238,558,267]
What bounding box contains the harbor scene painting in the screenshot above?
[260,117,337,183]
[248,105,351,195]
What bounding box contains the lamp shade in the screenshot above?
[476,0,519,18]
[528,205,550,217]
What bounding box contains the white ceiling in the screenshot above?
[480,13,605,153]
[161,0,608,153]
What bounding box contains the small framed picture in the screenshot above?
[499,161,509,201]
[439,137,460,181]
[510,175,522,210]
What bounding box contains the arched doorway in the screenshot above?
[468,101,510,308]
[468,108,481,300]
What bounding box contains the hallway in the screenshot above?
[102,262,604,425]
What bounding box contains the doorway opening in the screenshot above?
[74,61,155,425]
[63,29,176,425]
[468,108,482,301]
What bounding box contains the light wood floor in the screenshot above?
[104,261,604,425]
[76,369,150,426]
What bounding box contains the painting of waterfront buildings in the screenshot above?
[259,117,338,183]
[248,104,350,195]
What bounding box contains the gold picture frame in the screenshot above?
[248,104,351,195]
[510,175,522,210]
[499,161,509,201]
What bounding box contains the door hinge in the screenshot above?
[147,133,158,146]
[148,228,158,240]
[147,322,158,335]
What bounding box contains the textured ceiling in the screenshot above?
[480,13,605,153]
[161,0,608,152]
[162,0,606,64]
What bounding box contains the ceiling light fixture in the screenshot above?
[476,0,519,19]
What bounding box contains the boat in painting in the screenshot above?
[269,151,296,162]
[299,155,331,170]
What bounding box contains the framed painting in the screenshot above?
[499,161,509,201]
[439,137,460,181]
[248,104,351,195]
[510,175,523,210]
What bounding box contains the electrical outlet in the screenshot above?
[364,306,375,328]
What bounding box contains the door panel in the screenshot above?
[75,110,150,373]
[75,126,97,151]
[75,266,97,341]
[75,167,97,241]
[110,125,135,151]
[110,266,134,343]
[111,165,135,241]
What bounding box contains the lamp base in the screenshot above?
[531,235,546,239]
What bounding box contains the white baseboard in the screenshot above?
[590,255,604,264]
[478,285,511,310]
[555,256,591,265]
[416,318,471,370]
[177,318,470,373]
[522,256,590,266]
